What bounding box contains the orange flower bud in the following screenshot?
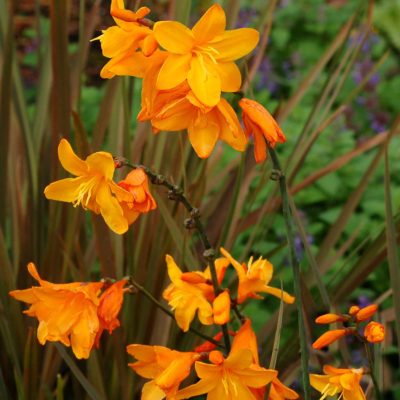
[194,332,224,353]
[349,305,360,316]
[364,322,385,343]
[312,329,348,350]
[181,272,208,284]
[213,291,231,325]
[315,313,345,324]
[209,350,224,365]
[355,304,378,321]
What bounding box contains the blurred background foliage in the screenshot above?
[0,0,399,399]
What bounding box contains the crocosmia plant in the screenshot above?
[2,1,399,399]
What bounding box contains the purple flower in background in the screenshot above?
[294,234,314,260]
[257,56,278,94]
[235,7,258,28]
[357,295,371,309]
[371,111,390,133]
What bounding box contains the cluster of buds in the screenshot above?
[312,304,385,349]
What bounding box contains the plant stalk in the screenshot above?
[267,147,311,399]
[364,342,382,400]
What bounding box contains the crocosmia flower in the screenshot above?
[153,4,259,107]
[94,0,160,79]
[220,247,295,305]
[44,139,132,234]
[127,344,199,399]
[239,98,286,163]
[269,377,299,400]
[176,320,277,399]
[310,365,366,400]
[9,263,127,359]
[364,321,385,343]
[312,329,350,350]
[117,168,157,224]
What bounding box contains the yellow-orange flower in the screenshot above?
[212,290,231,325]
[138,80,248,158]
[312,329,350,350]
[269,377,299,400]
[315,313,347,324]
[176,320,277,399]
[44,139,132,234]
[127,344,199,399]
[163,255,229,331]
[117,169,157,224]
[10,263,103,359]
[95,279,128,346]
[94,0,160,79]
[220,247,294,305]
[364,321,385,343]
[239,98,286,163]
[310,365,366,400]
[153,4,259,107]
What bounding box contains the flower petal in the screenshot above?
[211,28,259,62]
[215,62,241,92]
[44,177,85,203]
[86,152,115,180]
[187,112,219,158]
[187,55,221,107]
[257,285,295,304]
[58,139,88,176]
[192,4,226,43]
[153,21,194,54]
[100,51,152,79]
[156,53,191,90]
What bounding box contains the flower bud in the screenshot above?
[364,321,385,343]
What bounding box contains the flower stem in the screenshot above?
[122,160,231,352]
[267,147,312,400]
[364,342,382,400]
[129,278,222,347]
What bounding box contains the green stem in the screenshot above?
[122,161,231,352]
[129,279,222,347]
[267,147,311,400]
[364,342,382,400]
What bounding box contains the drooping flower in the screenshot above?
[117,168,157,224]
[364,321,385,343]
[9,263,126,359]
[44,139,132,234]
[220,247,295,305]
[176,320,277,399]
[239,98,286,163]
[138,78,248,158]
[95,279,128,346]
[127,344,200,399]
[310,365,366,400]
[163,255,229,331]
[94,0,161,79]
[153,4,259,107]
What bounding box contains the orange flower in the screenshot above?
[364,321,385,343]
[127,344,199,399]
[9,263,116,359]
[310,365,366,400]
[153,4,259,107]
[239,98,286,163]
[117,169,157,224]
[355,304,378,321]
[176,320,277,399]
[138,80,248,158]
[95,279,128,346]
[163,255,229,331]
[349,305,360,316]
[315,313,347,324]
[269,377,299,400]
[94,0,160,79]
[312,329,350,350]
[44,139,133,234]
[220,247,294,305]
[212,290,231,325]
[194,331,225,353]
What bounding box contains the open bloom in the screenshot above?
[44,139,132,234]
[364,321,385,343]
[163,255,229,331]
[9,263,127,359]
[239,98,286,163]
[269,377,299,400]
[127,344,199,399]
[176,320,277,399]
[153,4,259,107]
[310,365,366,400]
[94,0,160,79]
[117,168,157,224]
[220,247,294,305]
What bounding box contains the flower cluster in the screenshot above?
[312,304,385,349]
[9,263,128,359]
[44,139,156,234]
